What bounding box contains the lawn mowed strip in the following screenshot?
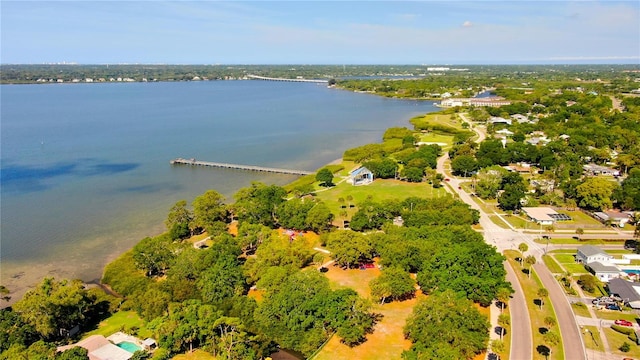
[542,255,565,274]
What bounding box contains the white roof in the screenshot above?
[90,344,133,360]
[521,207,558,222]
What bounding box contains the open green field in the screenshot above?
[418,133,453,145]
[83,311,152,339]
[505,250,564,360]
[315,178,448,218]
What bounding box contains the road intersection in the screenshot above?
[435,124,587,360]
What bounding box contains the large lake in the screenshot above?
[1,80,437,300]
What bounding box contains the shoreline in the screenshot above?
[1,84,438,307]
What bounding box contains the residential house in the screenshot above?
[583,163,620,177]
[576,245,614,264]
[349,167,374,186]
[587,262,621,282]
[593,211,631,227]
[608,278,640,309]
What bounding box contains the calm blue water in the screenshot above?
[1,80,436,297]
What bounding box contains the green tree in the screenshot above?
[544,316,557,329]
[620,341,631,352]
[13,278,96,339]
[418,240,512,306]
[192,190,227,234]
[496,287,512,313]
[233,183,286,227]
[576,176,618,210]
[524,256,537,278]
[132,234,176,277]
[401,166,424,182]
[490,339,505,355]
[305,202,334,233]
[498,183,526,211]
[537,288,549,309]
[369,267,416,304]
[497,313,510,340]
[543,331,560,357]
[165,200,193,239]
[326,231,373,268]
[518,242,528,259]
[403,290,490,360]
[451,155,478,177]
[316,167,334,187]
[56,346,90,360]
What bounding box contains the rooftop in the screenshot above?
[521,207,559,222]
[608,278,640,302]
[577,245,610,258]
[587,261,619,273]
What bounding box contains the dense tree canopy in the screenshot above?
[403,290,490,360]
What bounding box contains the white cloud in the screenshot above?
[462,21,473,27]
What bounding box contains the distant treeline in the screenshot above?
[2,64,639,84]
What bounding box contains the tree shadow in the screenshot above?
[495,326,506,337]
[539,327,549,335]
[534,299,542,308]
[522,268,530,276]
[536,345,550,357]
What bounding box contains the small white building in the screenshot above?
[576,245,614,265]
[349,167,374,186]
[587,262,620,282]
[521,207,559,225]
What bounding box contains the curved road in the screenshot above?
[436,121,586,360]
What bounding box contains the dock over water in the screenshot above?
[170,158,314,176]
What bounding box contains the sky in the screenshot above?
[1,1,639,65]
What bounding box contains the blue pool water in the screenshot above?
[625,269,640,275]
[117,341,142,353]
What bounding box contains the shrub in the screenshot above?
[620,342,631,352]
[611,325,638,343]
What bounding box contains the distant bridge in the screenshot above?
[247,75,329,84]
[170,158,314,176]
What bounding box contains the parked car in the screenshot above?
[607,304,622,311]
[615,319,633,327]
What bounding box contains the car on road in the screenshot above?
[445,178,450,182]
[615,319,633,327]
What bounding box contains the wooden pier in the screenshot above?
[170,158,314,176]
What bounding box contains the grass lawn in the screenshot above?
[315,178,447,220]
[313,263,414,360]
[556,210,604,227]
[542,255,565,274]
[553,254,576,264]
[594,310,639,322]
[571,303,592,318]
[603,327,640,358]
[551,254,588,274]
[581,325,603,352]
[501,214,530,229]
[549,249,578,254]
[505,250,564,360]
[172,350,217,360]
[83,311,152,339]
[418,133,453,145]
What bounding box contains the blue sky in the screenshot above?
[2,1,639,64]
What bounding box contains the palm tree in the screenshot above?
[525,255,537,278]
[537,288,549,309]
[496,287,512,313]
[518,242,528,265]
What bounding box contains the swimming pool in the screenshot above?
[116,341,142,353]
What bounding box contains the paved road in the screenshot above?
[436,148,586,360]
[535,263,587,359]
[504,261,533,360]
